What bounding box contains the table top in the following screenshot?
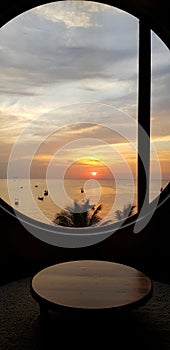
[31,260,153,312]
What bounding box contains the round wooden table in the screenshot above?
[30,260,153,318]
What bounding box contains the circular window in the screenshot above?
[0,1,169,247]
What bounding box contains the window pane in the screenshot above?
[150,31,170,201]
[0,1,138,228]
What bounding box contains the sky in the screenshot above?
[0,0,169,181]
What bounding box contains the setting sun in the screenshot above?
[65,158,114,179]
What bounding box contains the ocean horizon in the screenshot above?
[0,178,169,226]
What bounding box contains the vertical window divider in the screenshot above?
[137,20,151,213]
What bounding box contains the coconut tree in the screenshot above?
[114,203,136,221]
[53,198,102,227]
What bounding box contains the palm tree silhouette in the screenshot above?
[114,203,136,221]
[53,198,102,227]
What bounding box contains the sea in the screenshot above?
[0,178,169,226]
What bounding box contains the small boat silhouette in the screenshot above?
[80,187,84,193]
[44,189,48,196]
[14,198,19,205]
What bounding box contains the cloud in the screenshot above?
[34,1,116,28]
[60,123,100,136]
[0,1,169,180]
[0,1,138,98]
[151,111,170,139]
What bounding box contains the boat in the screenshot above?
[14,198,19,205]
[44,190,48,196]
[80,187,84,193]
[38,196,44,201]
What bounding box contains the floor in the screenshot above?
[0,277,170,349]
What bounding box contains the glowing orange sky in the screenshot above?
[65,158,114,179]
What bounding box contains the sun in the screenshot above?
[91,171,97,176]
